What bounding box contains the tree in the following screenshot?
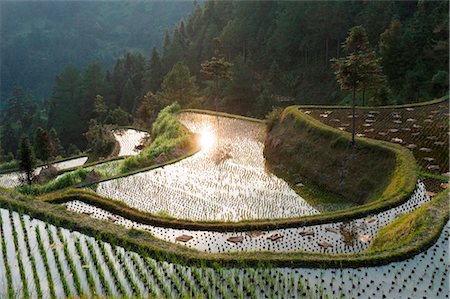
[4,85,37,125]
[1,123,18,156]
[145,47,164,92]
[159,62,198,107]
[136,92,164,128]
[200,40,233,114]
[84,120,114,158]
[47,64,84,149]
[34,127,55,162]
[120,78,137,113]
[94,95,108,122]
[49,128,63,157]
[224,55,256,114]
[379,20,406,93]
[18,136,36,185]
[104,107,131,126]
[331,26,385,145]
[80,63,107,127]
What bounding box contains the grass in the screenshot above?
[120,102,196,173]
[265,106,417,205]
[18,168,91,196]
[0,160,18,172]
[369,188,449,252]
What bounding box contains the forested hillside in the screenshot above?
[0,0,448,162]
[163,0,447,109]
[0,0,193,102]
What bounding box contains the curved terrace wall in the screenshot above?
[264,105,417,205]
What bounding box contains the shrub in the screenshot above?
[120,102,192,173]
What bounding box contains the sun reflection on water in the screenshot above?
[199,127,216,151]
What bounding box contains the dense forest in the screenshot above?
[1,0,448,162]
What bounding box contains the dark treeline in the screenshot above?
[162,0,447,109]
[1,0,448,162]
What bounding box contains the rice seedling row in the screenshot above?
[66,181,429,254]
[0,209,448,298]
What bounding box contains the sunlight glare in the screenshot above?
[199,127,216,151]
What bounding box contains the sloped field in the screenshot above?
[0,207,447,299]
[96,113,318,221]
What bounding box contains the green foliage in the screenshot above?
[264,106,416,205]
[104,107,132,126]
[84,120,115,159]
[159,62,198,107]
[110,52,146,111]
[331,26,385,95]
[80,63,108,127]
[47,64,85,149]
[18,136,36,185]
[0,160,18,172]
[145,47,164,92]
[18,168,90,195]
[135,92,165,128]
[34,127,55,162]
[120,102,190,173]
[264,107,283,132]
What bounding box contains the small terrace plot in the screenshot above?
[113,129,149,157]
[96,113,318,221]
[0,157,88,189]
[304,100,449,175]
[67,181,429,254]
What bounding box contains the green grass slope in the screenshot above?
[369,189,449,253]
[264,106,417,205]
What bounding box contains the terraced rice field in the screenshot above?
[96,113,318,221]
[304,100,449,175]
[0,157,88,189]
[113,129,149,157]
[68,181,427,254]
[0,208,447,299]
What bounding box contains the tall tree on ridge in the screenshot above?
[331,26,385,145]
[18,136,36,185]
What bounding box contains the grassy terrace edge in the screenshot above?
[0,187,447,268]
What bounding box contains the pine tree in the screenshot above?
[47,64,84,149]
[18,136,36,185]
[159,62,198,107]
[331,26,385,145]
[147,47,164,92]
[80,63,107,127]
[49,128,63,157]
[94,95,108,122]
[201,40,233,113]
[34,127,55,162]
[1,123,17,156]
[120,79,137,114]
